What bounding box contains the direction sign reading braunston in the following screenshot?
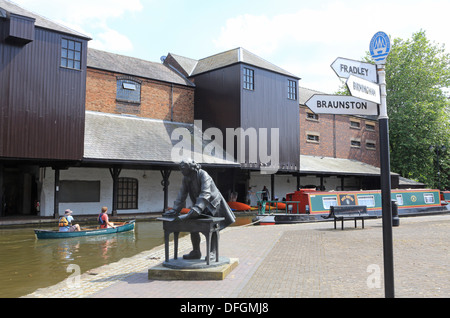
[346,75,381,104]
[305,94,378,116]
[331,57,377,83]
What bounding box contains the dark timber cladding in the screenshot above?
[192,62,300,171]
[0,1,90,160]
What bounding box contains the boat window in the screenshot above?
[424,193,435,204]
[322,196,337,209]
[395,194,403,205]
[357,195,375,207]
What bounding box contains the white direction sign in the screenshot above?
[331,57,377,83]
[305,94,378,115]
[346,75,381,104]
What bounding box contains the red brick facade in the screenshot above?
[300,105,380,167]
[86,68,194,123]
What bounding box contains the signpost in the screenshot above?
[304,30,394,298]
[370,31,395,299]
[346,75,381,104]
[305,94,378,116]
[331,57,377,83]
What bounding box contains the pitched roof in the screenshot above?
[167,47,299,79]
[87,49,195,87]
[0,0,90,39]
[83,111,237,167]
[300,155,398,176]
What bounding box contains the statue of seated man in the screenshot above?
[163,159,236,260]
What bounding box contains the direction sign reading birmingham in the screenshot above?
[370,31,391,64]
[305,94,378,116]
[331,57,377,83]
[346,75,381,104]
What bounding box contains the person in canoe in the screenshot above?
[98,206,116,229]
[163,159,235,261]
[58,209,81,232]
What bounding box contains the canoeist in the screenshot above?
[58,209,81,232]
[98,206,116,229]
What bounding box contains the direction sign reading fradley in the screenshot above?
[331,57,377,83]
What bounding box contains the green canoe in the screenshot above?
[34,220,135,239]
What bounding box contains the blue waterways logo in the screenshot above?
[370,32,390,64]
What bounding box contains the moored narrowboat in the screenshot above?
[254,189,448,225]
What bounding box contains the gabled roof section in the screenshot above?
[83,111,237,167]
[87,49,195,87]
[0,0,91,40]
[166,47,299,79]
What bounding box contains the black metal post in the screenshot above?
[378,68,395,298]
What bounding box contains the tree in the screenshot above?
[384,30,450,189]
[336,30,450,189]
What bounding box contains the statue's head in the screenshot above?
[179,159,201,176]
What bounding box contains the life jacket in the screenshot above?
[98,213,105,225]
[58,216,69,227]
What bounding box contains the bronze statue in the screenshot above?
[163,159,235,260]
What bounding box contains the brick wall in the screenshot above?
[86,68,194,123]
[300,106,380,167]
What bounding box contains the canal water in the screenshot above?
[0,216,253,298]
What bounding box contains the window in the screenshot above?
[366,141,376,150]
[116,78,141,104]
[423,193,435,204]
[322,196,337,209]
[288,80,297,100]
[61,39,81,70]
[307,134,320,143]
[396,194,404,205]
[351,139,361,148]
[366,123,376,131]
[243,67,254,90]
[118,178,138,209]
[357,195,375,207]
[350,120,361,129]
[306,112,319,121]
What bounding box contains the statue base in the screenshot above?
[148,257,238,281]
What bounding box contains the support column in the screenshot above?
[109,166,121,217]
[53,168,60,219]
[160,169,171,212]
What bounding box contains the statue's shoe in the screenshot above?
[183,250,202,260]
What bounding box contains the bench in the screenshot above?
[158,217,224,266]
[321,205,370,230]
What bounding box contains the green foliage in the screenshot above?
[384,30,450,189]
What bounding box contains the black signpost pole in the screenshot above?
[377,67,395,298]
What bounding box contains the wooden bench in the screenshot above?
[321,205,370,230]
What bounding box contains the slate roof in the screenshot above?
[166,47,299,79]
[88,49,195,87]
[0,0,91,39]
[83,111,237,166]
[300,155,398,176]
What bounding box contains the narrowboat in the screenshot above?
[253,189,449,225]
[34,220,135,239]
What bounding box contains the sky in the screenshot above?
[9,0,450,94]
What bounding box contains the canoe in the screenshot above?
[34,220,135,239]
[227,201,251,211]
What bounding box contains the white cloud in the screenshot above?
[11,0,143,53]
